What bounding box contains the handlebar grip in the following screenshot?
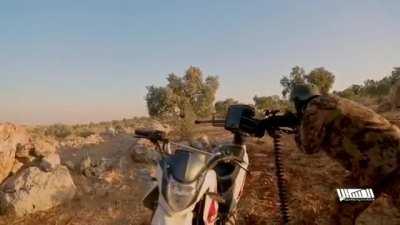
[135,128,156,137]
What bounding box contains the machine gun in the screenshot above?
[196,104,299,225]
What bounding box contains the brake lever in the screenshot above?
[278,128,296,134]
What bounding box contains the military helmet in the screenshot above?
[290,83,320,102]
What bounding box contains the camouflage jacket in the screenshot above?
[298,95,400,186]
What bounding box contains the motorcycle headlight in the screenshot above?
[166,176,197,211]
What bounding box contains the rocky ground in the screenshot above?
[1,113,400,225]
[0,132,153,225]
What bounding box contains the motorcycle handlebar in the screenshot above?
[134,129,167,142]
[135,128,155,137]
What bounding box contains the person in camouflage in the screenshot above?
[291,84,400,225]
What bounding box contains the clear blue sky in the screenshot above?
[1,0,399,124]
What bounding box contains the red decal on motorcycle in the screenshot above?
[207,200,218,224]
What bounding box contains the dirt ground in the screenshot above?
[1,124,400,225]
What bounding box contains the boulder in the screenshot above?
[80,157,110,178]
[63,160,76,171]
[31,138,57,157]
[39,153,61,172]
[84,134,104,145]
[79,156,92,175]
[0,166,76,217]
[190,135,211,150]
[14,142,37,166]
[10,161,24,175]
[130,139,160,163]
[0,123,30,184]
[148,121,172,134]
[15,142,34,159]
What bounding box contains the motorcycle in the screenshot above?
[136,104,298,225]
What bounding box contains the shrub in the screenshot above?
[75,127,95,138]
[145,66,219,118]
[45,124,72,139]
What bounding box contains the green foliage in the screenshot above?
[45,124,72,139]
[214,98,239,117]
[391,79,400,107]
[75,127,95,138]
[253,95,289,116]
[305,67,335,94]
[280,66,306,97]
[335,67,400,100]
[145,86,173,117]
[175,106,196,141]
[334,85,362,100]
[145,66,219,118]
[280,66,336,97]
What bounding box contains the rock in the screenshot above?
[148,121,172,134]
[100,169,122,184]
[80,182,93,195]
[84,134,104,145]
[80,157,110,177]
[0,123,30,184]
[0,166,76,217]
[63,160,76,171]
[15,141,37,166]
[15,142,34,159]
[32,138,57,157]
[10,161,24,175]
[60,135,104,149]
[39,153,61,172]
[191,135,211,150]
[80,157,92,176]
[89,158,108,177]
[130,139,160,163]
[105,127,116,136]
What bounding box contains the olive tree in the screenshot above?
[280,66,306,98]
[214,98,239,117]
[253,95,289,116]
[280,66,336,97]
[305,67,335,94]
[145,66,219,118]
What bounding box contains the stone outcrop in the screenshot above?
[0,123,30,183]
[0,123,77,217]
[129,138,160,163]
[0,166,76,217]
